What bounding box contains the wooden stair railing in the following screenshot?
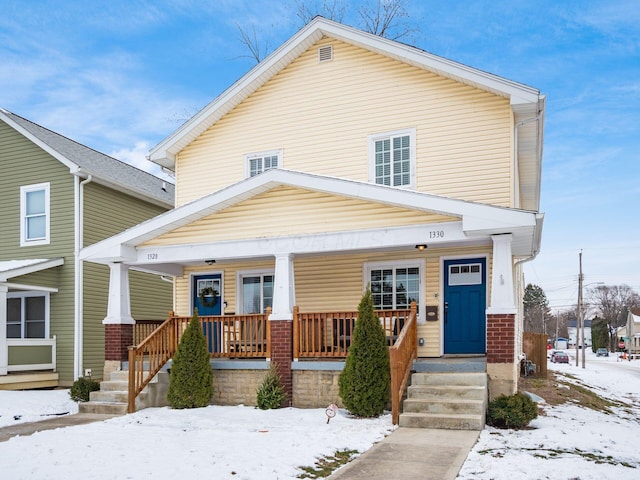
[128,312,187,413]
[389,302,417,425]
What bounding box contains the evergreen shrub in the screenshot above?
[256,363,286,409]
[487,392,538,429]
[338,286,390,417]
[167,310,214,409]
[69,376,100,402]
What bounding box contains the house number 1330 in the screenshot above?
[429,231,445,239]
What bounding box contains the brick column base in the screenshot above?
[269,320,293,406]
[486,313,517,399]
[105,324,134,362]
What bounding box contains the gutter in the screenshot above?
[73,171,92,380]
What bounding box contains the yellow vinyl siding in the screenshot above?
[176,38,513,207]
[142,186,456,247]
[175,246,492,358]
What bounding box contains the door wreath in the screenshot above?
[199,286,218,307]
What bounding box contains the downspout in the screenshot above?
[73,172,92,380]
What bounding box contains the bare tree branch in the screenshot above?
[236,23,269,64]
[295,0,347,25]
[358,0,418,41]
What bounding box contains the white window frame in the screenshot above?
[20,182,51,246]
[6,291,50,339]
[364,259,425,323]
[237,269,275,314]
[368,128,416,188]
[244,149,283,178]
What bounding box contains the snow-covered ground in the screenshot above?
[0,350,638,479]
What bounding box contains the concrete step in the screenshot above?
[402,398,485,415]
[98,380,129,392]
[410,372,487,387]
[406,385,486,401]
[78,401,128,415]
[399,412,484,430]
[89,390,129,403]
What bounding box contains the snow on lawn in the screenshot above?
[0,396,394,479]
[0,389,78,428]
[458,350,640,480]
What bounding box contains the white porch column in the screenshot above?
[487,234,517,314]
[0,284,7,375]
[270,253,295,321]
[103,263,134,325]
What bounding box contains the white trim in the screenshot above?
[439,254,490,354]
[236,269,275,314]
[0,258,64,282]
[3,283,58,293]
[368,128,416,189]
[19,182,50,247]
[189,271,224,315]
[363,258,426,323]
[6,336,57,372]
[244,149,283,178]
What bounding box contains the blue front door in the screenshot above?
[444,258,486,354]
[193,274,222,352]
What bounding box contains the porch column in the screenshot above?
[0,284,7,375]
[486,234,518,399]
[103,263,134,367]
[269,253,295,405]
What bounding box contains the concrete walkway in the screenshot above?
[329,427,480,480]
[0,413,118,443]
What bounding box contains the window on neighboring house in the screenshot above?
[369,129,416,187]
[239,272,274,314]
[20,182,50,246]
[366,261,422,321]
[245,150,282,178]
[6,293,48,339]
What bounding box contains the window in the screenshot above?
[239,272,274,314]
[245,150,282,178]
[448,263,482,286]
[7,293,49,339]
[369,129,415,187]
[20,182,50,246]
[366,261,423,321]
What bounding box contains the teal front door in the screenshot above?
[193,274,222,352]
[444,258,486,354]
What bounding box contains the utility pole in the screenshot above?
[578,251,585,368]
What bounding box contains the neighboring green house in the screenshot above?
[0,108,174,389]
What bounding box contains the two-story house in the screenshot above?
[81,18,545,420]
[0,109,174,389]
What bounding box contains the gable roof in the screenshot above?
[149,16,545,174]
[80,168,543,264]
[0,108,174,208]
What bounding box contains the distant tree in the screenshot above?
[167,310,214,409]
[588,285,640,351]
[338,286,390,417]
[590,316,609,352]
[523,284,551,333]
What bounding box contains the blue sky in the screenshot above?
[1,0,638,311]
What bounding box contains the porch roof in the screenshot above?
[80,169,543,274]
[0,258,64,283]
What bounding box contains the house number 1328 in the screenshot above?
[429,230,444,239]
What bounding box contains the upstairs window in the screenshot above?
[20,183,50,246]
[245,150,282,178]
[369,129,415,188]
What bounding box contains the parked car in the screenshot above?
[596,348,609,357]
[550,351,569,363]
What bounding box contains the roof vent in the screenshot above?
[318,45,333,62]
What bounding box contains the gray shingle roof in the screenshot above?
[1,108,174,207]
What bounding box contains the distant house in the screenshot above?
[567,318,593,348]
[0,109,174,389]
[82,18,545,416]
[624,308,640,354]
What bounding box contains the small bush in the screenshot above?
[167,310,214,409]
[256,363,286,409]
[487,392,538,429]
[69,376,100,402]
[338,286,390,417]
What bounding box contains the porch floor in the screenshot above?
[0,371,59,390]
[413,356,486,373]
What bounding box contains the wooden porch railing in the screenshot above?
[389,303,417,425]
[127,310,270,413]
[133,320,164,345]
[293,307,413,359]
